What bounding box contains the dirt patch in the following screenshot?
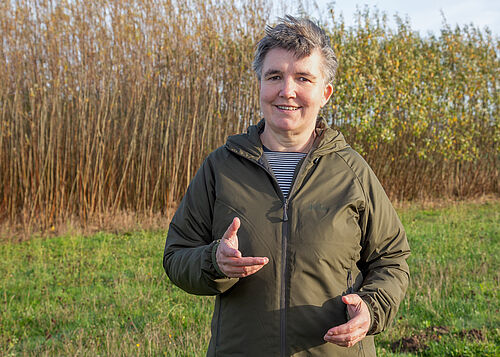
[458,328,484,341]
[391,326,485,353]
[391,336,424,353]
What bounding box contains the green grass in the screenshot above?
[376,201,500,356]
[0,231,213,356]
[1,202,499,356]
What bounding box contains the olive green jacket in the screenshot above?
[163,119,410,356]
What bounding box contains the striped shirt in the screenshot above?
[263,147,307,198]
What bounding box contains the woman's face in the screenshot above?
[259,47,333,137]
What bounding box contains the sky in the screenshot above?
[281,0,499,36]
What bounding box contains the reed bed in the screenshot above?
[0,1,498,233]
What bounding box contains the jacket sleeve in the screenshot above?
[353,156,410,335]
[163,155,239,295]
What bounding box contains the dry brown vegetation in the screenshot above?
[0,0,498,236]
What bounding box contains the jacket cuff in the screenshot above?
[359,294,378,335]
[211,239,227,278]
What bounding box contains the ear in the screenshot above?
[321,83,334,107]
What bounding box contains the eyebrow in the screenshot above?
[296,71,316,79]
[263,69,317,80]
[263,69,282,78]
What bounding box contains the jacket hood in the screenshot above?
[225,118,349,161]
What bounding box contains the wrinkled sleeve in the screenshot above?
[163,155,239,295]
[355,160,410,335]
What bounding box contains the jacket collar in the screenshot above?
[225,118,349,161]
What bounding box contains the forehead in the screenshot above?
[262,47,325,75]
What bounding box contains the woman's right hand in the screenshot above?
[216,217,269,278]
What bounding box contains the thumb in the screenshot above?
[222,217,240,247]
[342,294,362,306]
[343,294,366,319]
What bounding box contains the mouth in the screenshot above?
[275,105,301,111]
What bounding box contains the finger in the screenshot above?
[324,327,365,341]
[217,256,269,275]
[222,217,240,241]
[325,319,358,336]
[325,336,363,348]
[326,333,366,347]
[323,329,366,346]
[324,320,368,347]
[225,256,269,266]
[221,263,268,278]
[218,256,269,277]
[327,318,368,338]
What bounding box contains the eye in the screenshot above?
[267,75,281,81]
[299,77,311,82]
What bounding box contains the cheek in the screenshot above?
[300,92,318,108]
[306,89,327,108]
[259,95,270,113]
[260,87,274,103]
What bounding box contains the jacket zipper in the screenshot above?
[281,198,289,357]
[230,150,315,357]
[275,156,314,357]
[278,155,313,357]
[246,157,288,356]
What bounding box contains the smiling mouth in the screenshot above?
[275,105,300,111]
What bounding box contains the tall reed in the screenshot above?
[0,1,498,232]
[0,0,266,231]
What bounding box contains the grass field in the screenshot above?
[1,201,499,356]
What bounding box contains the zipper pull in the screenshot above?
[345,270,354,322]
[283,200,288,222]
[347,270,353,294]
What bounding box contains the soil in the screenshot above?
[391,326,485,353]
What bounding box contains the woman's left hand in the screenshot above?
[323,294,371,347]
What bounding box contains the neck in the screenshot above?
[260,125,316,153]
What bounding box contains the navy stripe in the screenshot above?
[264,151,306,198]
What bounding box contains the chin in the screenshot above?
[273,119,300,132]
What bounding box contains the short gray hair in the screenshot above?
[253,15,338,84]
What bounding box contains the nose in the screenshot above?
[279,78,296,98]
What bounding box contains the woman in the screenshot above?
[163,15,410,356]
